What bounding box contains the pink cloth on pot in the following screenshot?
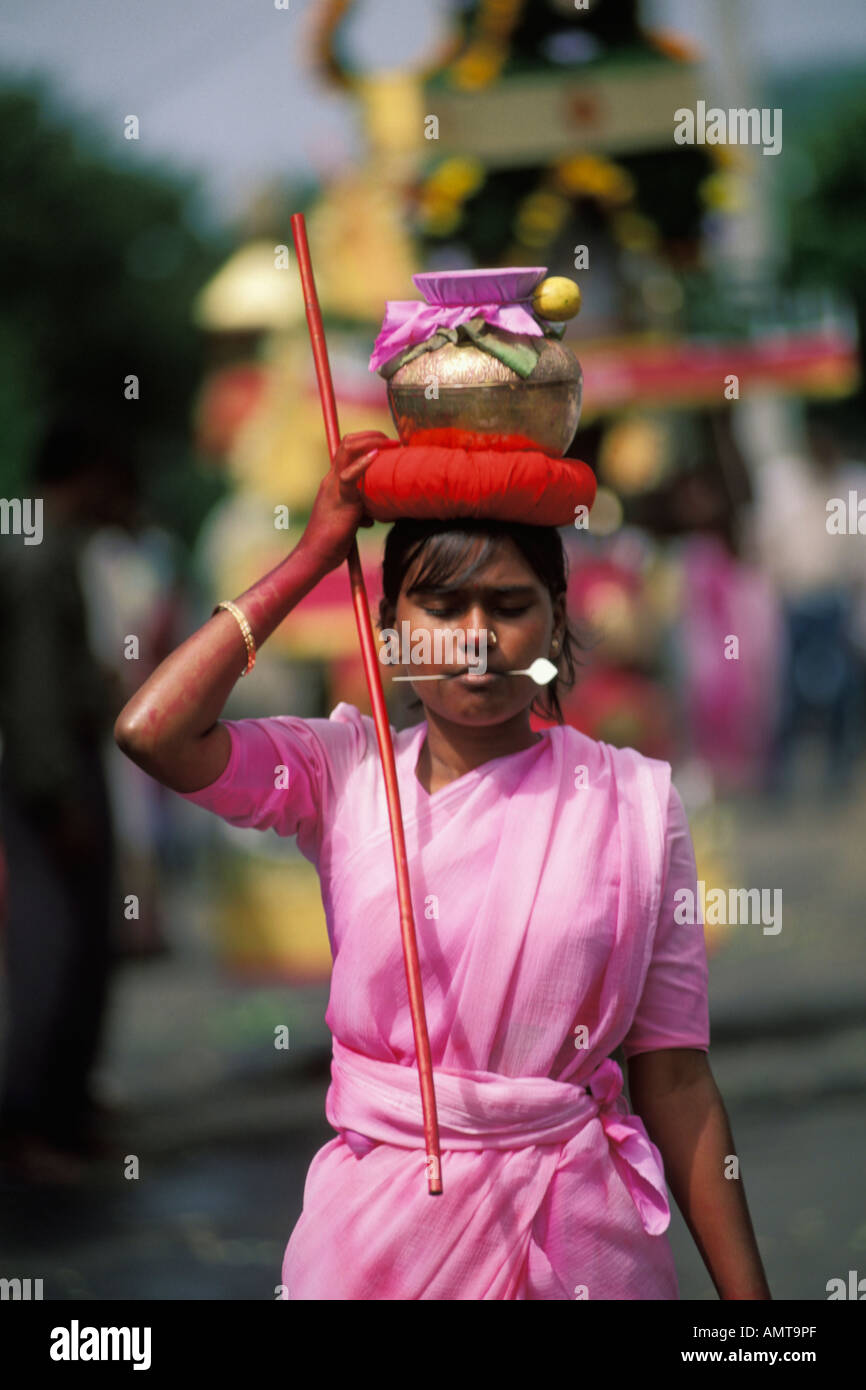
[369,267,549,374]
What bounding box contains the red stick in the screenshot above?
[290,213,443,1196]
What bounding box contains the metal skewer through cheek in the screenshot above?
[290,213,443,1196]
[392,658,559,685]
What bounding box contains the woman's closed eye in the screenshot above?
[422,604,532,618]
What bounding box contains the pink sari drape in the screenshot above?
[178,703,709,1299]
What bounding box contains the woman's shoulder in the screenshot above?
[319,702,423,763]
[547,723,674,827]
[211,702,380,779]
[220,703,419,782]
[548,721,672,778]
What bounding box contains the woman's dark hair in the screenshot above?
[378,517,587,724]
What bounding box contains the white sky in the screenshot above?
[1,0,864,226]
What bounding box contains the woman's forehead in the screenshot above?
[403,535,540,593]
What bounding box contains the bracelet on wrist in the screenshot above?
[213,599,256,677]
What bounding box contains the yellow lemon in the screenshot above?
[531,276,582,321]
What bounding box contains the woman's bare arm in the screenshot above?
[114,430,396,793]
[115,541,332,792]
[627,1047,772,1300]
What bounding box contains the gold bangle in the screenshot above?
[213,599,256,677]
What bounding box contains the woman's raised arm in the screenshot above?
[114,430,396,794]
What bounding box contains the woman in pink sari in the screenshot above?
[115,431,771,1300]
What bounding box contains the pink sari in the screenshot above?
[179,703,709,1299]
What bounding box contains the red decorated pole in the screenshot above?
[290,213,443,1196]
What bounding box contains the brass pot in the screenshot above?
[385,328,582,457]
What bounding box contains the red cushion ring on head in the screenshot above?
[358,445,597,526]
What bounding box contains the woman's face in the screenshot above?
[392,536,563,728]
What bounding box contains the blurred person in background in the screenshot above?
[78,457,195,955]
[750,421,866,800]
[672,467,781,796]
[0,414,130,1184]
[626,415,781,793]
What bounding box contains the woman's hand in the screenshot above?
[301,430,398,572]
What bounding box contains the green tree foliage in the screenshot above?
[783,83,866,427]
[0,81,228,540]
